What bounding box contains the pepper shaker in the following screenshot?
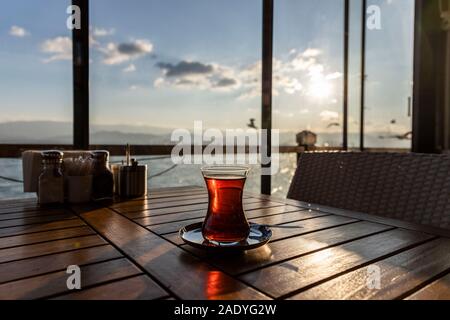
[91,150,114,201]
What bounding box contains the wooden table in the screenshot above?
[0,186,449,300]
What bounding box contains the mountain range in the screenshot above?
[0,120,409,148]
[0,121,174,144]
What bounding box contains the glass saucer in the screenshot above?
[179,222,272,251]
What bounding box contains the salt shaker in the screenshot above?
[38,150,64,205]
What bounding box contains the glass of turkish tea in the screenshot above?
[201,165,250,243]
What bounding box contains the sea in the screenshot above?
[0,133,410,200]
[0,153,299,201]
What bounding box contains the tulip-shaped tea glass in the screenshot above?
[201,166,250,243]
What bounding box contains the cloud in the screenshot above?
[242,48,338,100]
[319,110,339,122]
[100,39,153,65]
[123,64,136,73]
[302,48,321,58]
[239,50,321,99]
[291,57,316,71]
[325,72,342,80]
[275,76,303,94]
[154,60,240,92]
[156,61,213,77]
[154,75,206,89]
[237,86,260,100]
[308,64,325,77]
[213,77,237,88]
[89,27,114,47]
[152,47,340,103]
[9,25,29,37]
[92,27,115,37]
[40,36,72,63]
[153,77,165,88]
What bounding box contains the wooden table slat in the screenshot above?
[111,193,208,208]
[290,237,450,300]
[183,220,389,275]
[52,275,170,300]
[134,209,205,226]
[147,218,205,235]
[405,272,450,300]
[116,196,279,216]
[0,234,106,264]
[0,213,77,229]
[127,197,272,222]
[0,258,143,300]
[122,199,289,220]
[0,205,43,215]
[0,198,37,208]
[162,233,185,246]
[113,192,253,208]
[77,207,270,300]
[141,188,205,198]
[114,197,211,213]
[0,245,122,284]
[244,205,306,219]
[148,186,203,194]
[135,204,307,228]
[146,205,324,236]
[0,225,95,250]
[248,209,328,227]
[1,186,448,300]
[0,208,71,219]
[240,201,287,211]
[0,219,86,238]
[123,203,209,219]
[241,228,434,298]
[107,188,206,206]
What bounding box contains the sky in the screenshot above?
[0,0,415,147]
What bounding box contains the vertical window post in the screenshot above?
[412,0,446,153]
[72,0,89,150]
[261,0,273,195]
[343,0,350,150]
[360,0,367,151]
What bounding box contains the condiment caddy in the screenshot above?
[24,145,148,206]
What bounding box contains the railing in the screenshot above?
[0,144,409,158]
[0,144,305,158]
[0,144,410,193]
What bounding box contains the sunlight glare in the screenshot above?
[308,78,332,99]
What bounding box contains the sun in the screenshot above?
[308,78,333,99]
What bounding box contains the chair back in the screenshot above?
[287,152,450,230]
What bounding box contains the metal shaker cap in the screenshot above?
[41,150,63,163]
[119,164,147,173]
[91,150,110,161]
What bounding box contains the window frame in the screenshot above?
[0,0,422,195]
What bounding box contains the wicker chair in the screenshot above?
[287,152,450,231]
